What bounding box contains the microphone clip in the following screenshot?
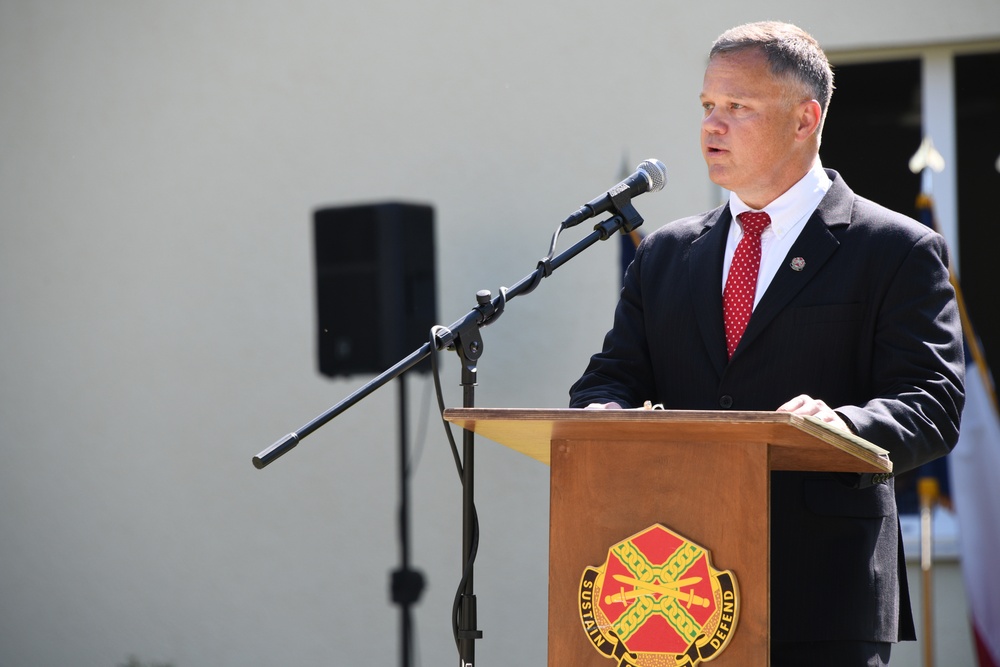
[606,186,644,235]
[592,187,644,240]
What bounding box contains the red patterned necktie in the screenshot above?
[723,211,771,358]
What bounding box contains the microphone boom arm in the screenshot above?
[251,206,644,470]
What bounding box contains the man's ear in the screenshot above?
[795,99,823,141]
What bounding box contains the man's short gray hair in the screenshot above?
[710,21,834,118]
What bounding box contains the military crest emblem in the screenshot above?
[579,524,739,667]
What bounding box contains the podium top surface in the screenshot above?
[443,408,891,474]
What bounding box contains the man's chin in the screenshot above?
[706,167,732,190]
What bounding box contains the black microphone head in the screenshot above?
[637,159,667,193]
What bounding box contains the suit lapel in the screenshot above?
[689,205,731,377]
[733,175,854,359]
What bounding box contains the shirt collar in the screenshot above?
[728,159,832,240]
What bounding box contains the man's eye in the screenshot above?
[731,103,744,110]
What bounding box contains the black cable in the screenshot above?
[428,326,484,653]
[430,326,464,479]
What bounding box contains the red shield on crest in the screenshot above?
[579,524,739,667]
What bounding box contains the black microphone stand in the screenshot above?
[392,374,424,667]
[252,197,646,667]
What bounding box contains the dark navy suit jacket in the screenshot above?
[569,170,965,642]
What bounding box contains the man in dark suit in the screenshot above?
[569,21,965,666]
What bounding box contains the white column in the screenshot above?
[921,48,960,272]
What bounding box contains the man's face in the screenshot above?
[700,49,811,209]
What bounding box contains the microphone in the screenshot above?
[562,159,667,228]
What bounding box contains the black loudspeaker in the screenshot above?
[314,202,437,377]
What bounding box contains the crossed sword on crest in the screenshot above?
[604,574,710,609]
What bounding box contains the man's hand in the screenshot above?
[777,394,850,432]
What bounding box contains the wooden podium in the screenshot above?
[444,408,892,666]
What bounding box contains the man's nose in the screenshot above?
[702,110,726,133]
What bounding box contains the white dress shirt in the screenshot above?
[722,159,832,309]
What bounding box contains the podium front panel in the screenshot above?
[547,438,769,666]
